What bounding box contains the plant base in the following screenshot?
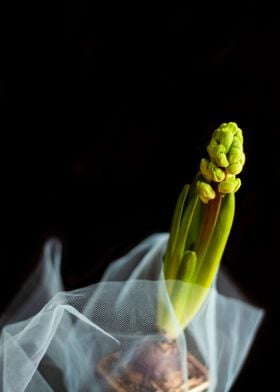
[97,346,209,391]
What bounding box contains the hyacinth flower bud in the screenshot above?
[200,159,225,183]
[198,181,216,204]
[159,122,245,336]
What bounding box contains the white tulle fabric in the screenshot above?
[0,234,263,391]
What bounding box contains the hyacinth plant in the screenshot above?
[158,122,245,337]
[98,122,246,390]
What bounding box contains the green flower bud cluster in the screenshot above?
[199,122,245,203]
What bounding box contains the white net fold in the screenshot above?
[0,234,263,391]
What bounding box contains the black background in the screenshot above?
[1,2,280,390]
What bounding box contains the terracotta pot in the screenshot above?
[97,348,209,391]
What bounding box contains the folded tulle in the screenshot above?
[0,234,263,391]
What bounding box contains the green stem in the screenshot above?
[192,193,222,282]
[196,192,235,287]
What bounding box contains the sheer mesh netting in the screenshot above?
[0,234,263,391]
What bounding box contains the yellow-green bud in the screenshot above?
[207,143,229,168]
[200,158,226,182]
[219,129,234,153]
[235,127,244,143]
[218,177,241,193]
[207,139,218,161]
[198,181,216,204]
[215,144,229,167]
[226,162,243,175]
[228,147,242,164]
[208,161,225,182]
[200,158,212,182]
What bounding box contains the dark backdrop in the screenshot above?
[1,3,279,390]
